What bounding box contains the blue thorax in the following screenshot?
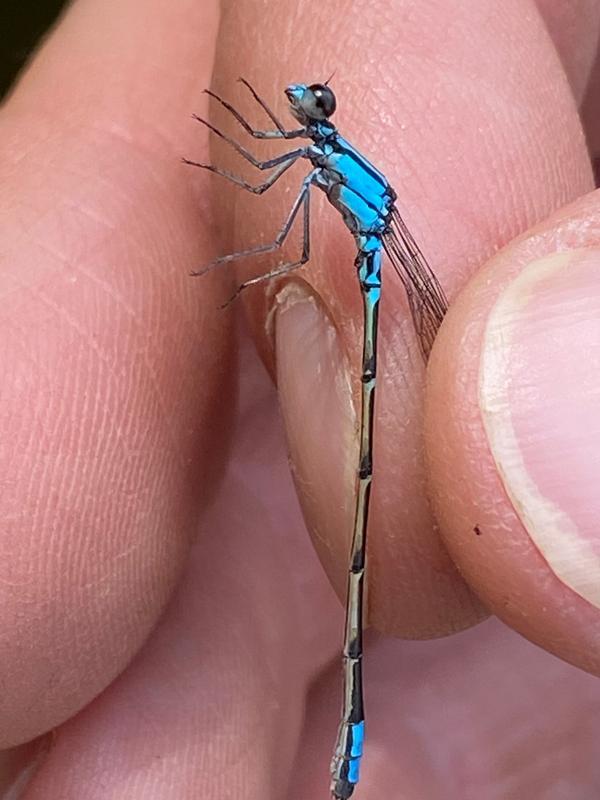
[305,122,395,240]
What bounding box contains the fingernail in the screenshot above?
[479,248,600,607]
[274,282,356,596]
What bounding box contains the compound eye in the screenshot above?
[306,83,337,119]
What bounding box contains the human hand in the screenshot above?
[1,0,600,797]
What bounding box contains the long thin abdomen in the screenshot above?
[330,240,381,799]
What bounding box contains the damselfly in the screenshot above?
[185,79,448,799]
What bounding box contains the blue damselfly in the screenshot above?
[185,79,448,799]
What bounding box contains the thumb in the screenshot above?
[426,189,600,675]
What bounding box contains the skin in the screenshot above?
[1,0,600,796]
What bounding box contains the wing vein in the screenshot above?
[383,207,448,360]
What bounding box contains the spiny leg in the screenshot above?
[182,152,299,194]
[204,85,305,141]
[192,114,306,170]
[222,181,311,306]
[238,76,286,131]
[190,171,316,278]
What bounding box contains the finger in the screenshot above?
[582,48,600,173]
[18,355,340,800]
[426,190,600,674]
[0,740,47,797]
[209,0,594,636]
[0,0,225,747]
[534,0,600,103]
[534,0,600,173]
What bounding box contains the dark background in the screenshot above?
[0,0,67,98]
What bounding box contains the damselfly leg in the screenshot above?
[190,114,305,169]
[182,156,297,195]
[221,174,312,306]
[189,162,314,307]
[205,77,307,140]
[185,83,313,299]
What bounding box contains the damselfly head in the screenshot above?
[285,83,337,123]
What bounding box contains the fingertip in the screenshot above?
[274,281,485,637]
[426,190,600,674]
